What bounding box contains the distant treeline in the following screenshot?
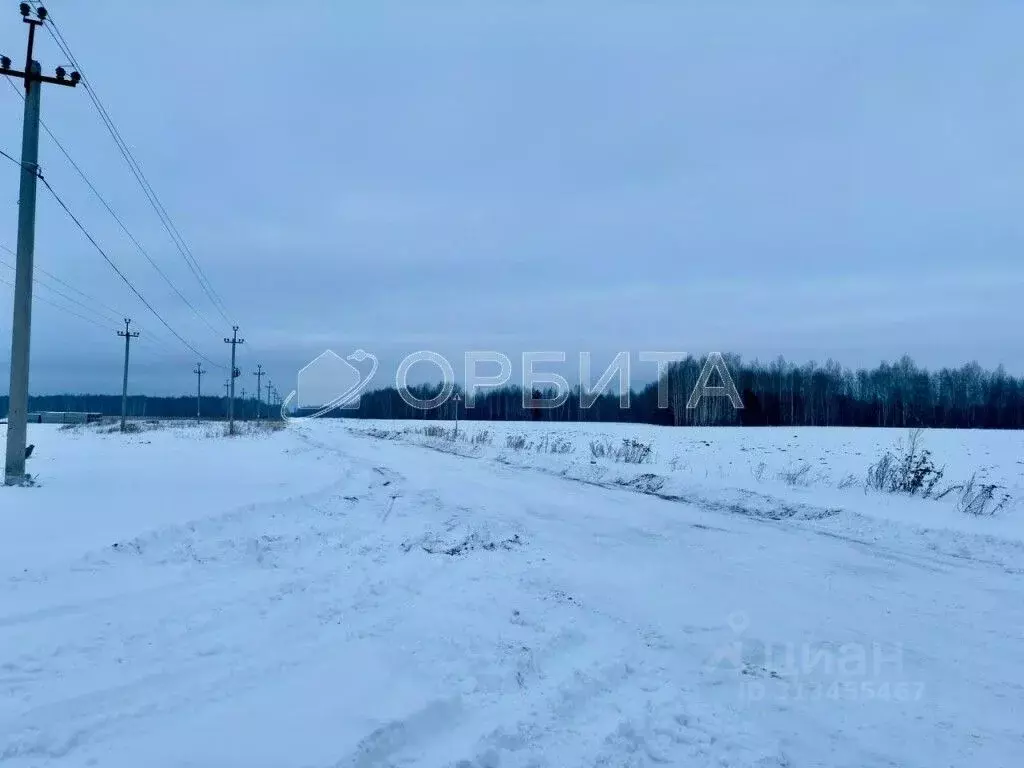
[6,355,1024,429]
[310,355,1024,430]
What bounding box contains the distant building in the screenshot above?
[25,411,103,425]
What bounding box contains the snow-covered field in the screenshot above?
[1,419,1022,767]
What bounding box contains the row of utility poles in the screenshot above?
[110,324,280,426]
[113,321,279,429]
[1,4,280,483]
[193,358,280,424]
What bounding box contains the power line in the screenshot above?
[0,273,115,332]
[30,4,235,326]
[0,146,25,168]
[37,5,231,321]
[0,252,122,325]
[1,242,123,320]
[131,323,188,357]
[4,140,209,358]
[4,77,222,335]
[37,173,225,370]
[2,256,231,373]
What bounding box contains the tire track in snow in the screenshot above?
[0,448,421,762]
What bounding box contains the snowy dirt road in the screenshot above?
[1,422,1022,767]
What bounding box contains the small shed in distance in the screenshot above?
[25,411,103,425]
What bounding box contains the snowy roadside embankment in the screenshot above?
[0,421,342,572]
[344,419,1024,556]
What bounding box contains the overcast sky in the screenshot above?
[1,1,1022,397]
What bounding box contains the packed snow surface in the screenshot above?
[1,419,1022,767]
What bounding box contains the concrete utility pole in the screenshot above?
[193,362,206,422]
[2,4,79,485]
[253,364,264,421]
[117,319,139,432]
[224,326,244,435]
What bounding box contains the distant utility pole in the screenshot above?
[117,318,139,432]
[193,362,206,422]
[224,326,244,434]
[453,392,462,439]
[253,364,264,421]
[223,378,230,418]
[241,387,247,421]
[2,4,80,485]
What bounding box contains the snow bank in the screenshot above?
[345,419,1024,541]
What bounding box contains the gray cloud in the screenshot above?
[1,1,1022,396]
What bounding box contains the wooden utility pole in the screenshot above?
[253,364,264,421]
[117,319,139,432]
[2,4,79,484]
[224,327,244,434]
[193,362,206,422]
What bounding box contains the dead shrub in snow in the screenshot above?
[615,438,653,465]
[668,455,690,472]
[363,427,406,440]
[417,424,478,443]
[504,433,573,455]
[946,474,1011,517]
[224,421,287,438]
[590,437,652,464]
[837,473,858,489]
[778,463,812,487]
[505,434,530,451]
[543,436,574,454]
[865,429,944,498]
[420,424,454,440]
[99,422,144,435]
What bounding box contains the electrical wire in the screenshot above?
[0,249,190,355]
[0,253,123,325]
[3,77,223,335]
[0,145,33,171]
[0,273,116,332]
[0,242,124,321]
[37,174,225,369]
[30,5,235,327]
[1,143,200,356]
[10,8,258,377]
